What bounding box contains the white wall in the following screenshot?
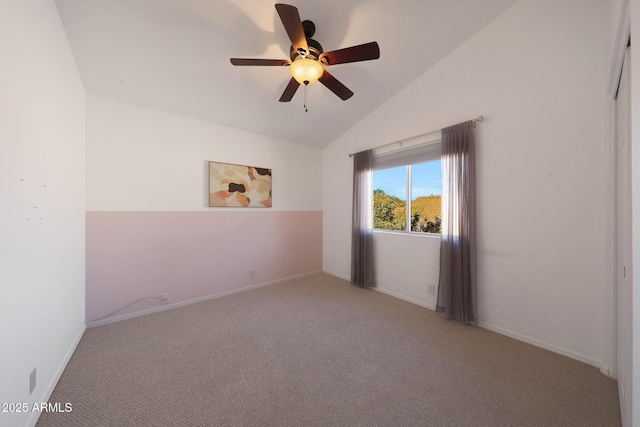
[86,95,322,212]
[372,233,441,309]
[0,1,86,427]
[323,0,608,367]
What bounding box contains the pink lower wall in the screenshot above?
[86,211,322,322]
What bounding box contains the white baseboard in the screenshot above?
[322,270,350,281]
[87,271,324,328]
[88,268,605,372]
[379,289,602,369]
[322,270,603,370]
[27,324,86,427]
[322,270,438,311]
[372,287,437,311]
[478,321,601,369]
[600,365,613,378]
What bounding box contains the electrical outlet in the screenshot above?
[249,269,255,278]
[427,284,436,295]
[29,368,36,394]
[161,293,169,305]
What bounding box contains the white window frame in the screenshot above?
[371,133,442,236]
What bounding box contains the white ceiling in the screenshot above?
[55,0,517,148]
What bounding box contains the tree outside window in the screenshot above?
[372,159,441,234]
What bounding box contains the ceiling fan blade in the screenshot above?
[318,71,354,100]
[275,4,309,55]
[230,58,290,66]
[319,42,380,66]
[279,78,300,102]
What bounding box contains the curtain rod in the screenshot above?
[348,115,484,157]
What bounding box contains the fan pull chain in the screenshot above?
[304,81,309,112]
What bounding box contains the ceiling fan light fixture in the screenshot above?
[289,58,323,85]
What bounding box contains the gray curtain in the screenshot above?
[351,149,375,287]
[436,121,477,324]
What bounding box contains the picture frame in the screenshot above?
[208,161,272,207]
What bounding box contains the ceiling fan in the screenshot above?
[230,3,380,104]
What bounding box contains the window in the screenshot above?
[372,141,441,234]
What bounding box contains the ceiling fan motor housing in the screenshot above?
[290,20,323,60]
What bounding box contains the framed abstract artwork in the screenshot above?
[209,161,272,207]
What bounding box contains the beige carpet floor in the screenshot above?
[37,273,620,426]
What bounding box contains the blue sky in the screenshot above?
[373,160,441,201]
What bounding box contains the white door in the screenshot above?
[615,45,632,427]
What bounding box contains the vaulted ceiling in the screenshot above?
[55,0,518,148]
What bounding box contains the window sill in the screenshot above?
[373,229,441,239]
